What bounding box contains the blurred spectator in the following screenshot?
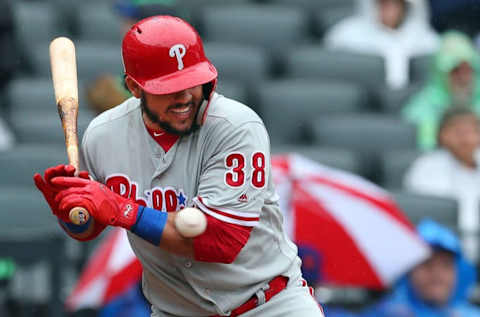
[86,0,178,115]
[403,31,480,150]
[404,106,480,261]
[324,0,439,89]
[362,219,480,316]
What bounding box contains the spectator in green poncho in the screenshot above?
[402,31,480,150]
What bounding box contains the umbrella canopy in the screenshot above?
[272,154,430,290]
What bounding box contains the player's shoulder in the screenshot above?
[84,97,140,137]
[205,92,263,128]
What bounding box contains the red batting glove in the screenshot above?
[52,177,139,229]
[33,165,90,222]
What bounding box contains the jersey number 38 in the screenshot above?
[224,152,266,188]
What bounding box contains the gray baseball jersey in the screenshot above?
[80,93,305,316]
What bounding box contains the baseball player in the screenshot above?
[34,16,324,317]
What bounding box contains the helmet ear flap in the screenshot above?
[202,81,214,101]
[197,79,217,125]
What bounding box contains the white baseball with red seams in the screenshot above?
[175,207,207,238]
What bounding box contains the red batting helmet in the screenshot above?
[122,15,217,95]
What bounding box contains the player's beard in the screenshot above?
[140,94,201,136]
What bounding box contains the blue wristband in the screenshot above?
[59,217,92,234]
[130,206,168,245]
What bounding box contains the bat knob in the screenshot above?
[69,207,90,225]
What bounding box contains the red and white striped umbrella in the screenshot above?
[272,154,430,289]
[65,228,142,311]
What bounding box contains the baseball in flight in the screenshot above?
[174,207,207,238]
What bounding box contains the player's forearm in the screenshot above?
[157,212,195,258]
[137,210,252,263]
[129,207,195,258]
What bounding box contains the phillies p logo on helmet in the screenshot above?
[122,15,217,95]
[169,44,186,70]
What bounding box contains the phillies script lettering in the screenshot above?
[106,174,187,212]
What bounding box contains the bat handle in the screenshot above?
[69,206,90,225]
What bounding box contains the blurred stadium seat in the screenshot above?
[200,4,310,54]
[0,186,66,317]
[310,114,417,152]
[376,83,423,113]
[10,112,93,145]
[215,80,249,105]
[0,186,63,244]
[309,114,417,181]
[379,149,422,189]
[31,41,123,82]
[269,0,355,38]
[76,3,123,44]
[7,78,55,113]
[12,1,62,46]
[269,0,355,11]
[0,145,67,186]
[314,6,356,37]
[255,79,369,119]
[178,0,251,10]
[391,190,458,232]
[12,1,68,74]
[6,78,92,118]
[257,78,371,146]
[203,42,270,83]
[271,145,363,176]
[284,46,386,92]
[410,54,433,84]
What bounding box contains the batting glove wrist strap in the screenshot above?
[130,206,168,245]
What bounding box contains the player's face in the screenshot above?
[140,85,204,136]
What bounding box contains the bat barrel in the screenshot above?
[57,96,80,172]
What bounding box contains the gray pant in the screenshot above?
[151,276,324,317]
[240,277,324,317]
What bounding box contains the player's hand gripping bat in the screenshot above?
[50,37,90,225]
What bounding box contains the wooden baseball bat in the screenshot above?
[49,37,90,225]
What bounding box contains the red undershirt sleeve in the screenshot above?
[193,213,253,264]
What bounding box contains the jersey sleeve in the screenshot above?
[193,120,270,227]
[192,120,270,262]
[79,127,99,181]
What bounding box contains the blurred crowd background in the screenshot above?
[3,0,480,316]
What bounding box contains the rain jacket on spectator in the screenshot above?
[362,219,480,317]
[324,0,439,89]
[402,31,480,150]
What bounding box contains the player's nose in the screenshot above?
[172,89,192,104]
